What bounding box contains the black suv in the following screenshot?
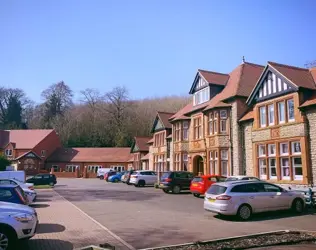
[27,174,57,186]
[159,171,194,194]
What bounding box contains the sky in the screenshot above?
[0,0,315,104]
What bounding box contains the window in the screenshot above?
[88,166,100,173]
[183,153,188,171]
[259,106,266,127]
[269,158,277,179]
[278,102,285,124]
[287,99,294,122]
[292,142,301,155]
[174,153,180,171]
[281,158,290,180]
[292,157,302,180]
[5,149,12,156]
[0,190,13,199]
[193,87,210,106]
[193,117,202,139]
[208,113,213,135]
[259,159,267,179]
[280,143,289,155]
[220,110,227,133]
[221,149,228,176]
[268,104,274,125]
[268,144,276,156]
[52,165,60,172]
[209,151,218,175]
[214,112,218,134]
[182,121,189,140]
[66,165,78,172]
[258,145,266,156]
[174,123,181,142]
[41,150,46,157]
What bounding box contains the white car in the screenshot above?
[0,179,36,204]
[129,171,157,187]
[225,175,260,182]
[204,180,305,220]
[0,201,38,249]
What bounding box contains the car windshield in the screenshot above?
[206,184,227,195]
[161,172,170,179]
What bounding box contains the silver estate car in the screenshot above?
[204,180,305,220]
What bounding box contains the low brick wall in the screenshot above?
[53,172,78,178]
[86,172,97,178]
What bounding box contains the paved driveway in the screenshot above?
[54,178,316,249]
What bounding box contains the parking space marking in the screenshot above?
[53,189,136,250]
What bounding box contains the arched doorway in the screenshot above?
[193,155,204,176]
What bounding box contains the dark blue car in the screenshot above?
[0,184,28,205]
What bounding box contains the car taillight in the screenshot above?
[164,178,172,182]
[216,195,231,200]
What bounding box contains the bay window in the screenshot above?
[259,158,267,179]
[183,153,188,171]
[182,121,189,140]
[291,141,302,180]
[269,158,277,179]
[281,158,290,180]
[209,150,218,175]
[208,113,213,135]
[174,123,181,142]
[193,117,202,139]
[214,112,218,134]
[174,153,180,171]
[220,149,228,176]
[220,110,227,133]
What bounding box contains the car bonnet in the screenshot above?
[0,201,35,214]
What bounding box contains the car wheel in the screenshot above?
[163,189,169,193]
[49,182,54,186]
[0,226,17,250]
[114,179,119,183]
[138,180,145,187]
[237,204,252,221]
[172,185,181,194]
[99,175,104,180]
[193,193,200,198]
[292,198,304,213]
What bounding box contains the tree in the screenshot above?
[0,155,11,171]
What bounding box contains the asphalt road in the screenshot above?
[54,178,316,249]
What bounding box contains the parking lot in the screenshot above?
[48,178,316,249]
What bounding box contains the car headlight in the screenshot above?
[11,213,34,223]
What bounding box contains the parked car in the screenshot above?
[0,185,29,205]
[204,180,305,221]
[0,201,38,249]
[190,175,227,198]
[0,179,37,203]
[26,174,57,186]
[108,172,125,183]
[225,175,260,182]
[122,170,136,185]
[97,168,114,180]
[159,171,194,194]
[104,171,117,182]
[0,171,26,183]
[129,171,157,187]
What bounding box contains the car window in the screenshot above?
[0,189,13,198]
[192,177,202,183]
[249,177,260,181]
[0,180,11,185]
[175,172,188,178]
[242,177,250,180]
[161,172,171,179]
[231,183,260,193]
[263,183,282,192]
[187,173,194,179]
[206,184,227,195]
[209,177,217,182]
[43,175,50,179]
[34,175,42,179]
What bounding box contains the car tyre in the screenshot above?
[172,185,181,194]
[193,193,200,198]
[292,198,304,214]
[237,204,252,221]
[49,182,54,186]
[162,189,169,193]
[99,175,104,180]
[138,180,145,187]
[114,179,119,183]
[0,226,17,250]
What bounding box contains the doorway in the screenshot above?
[193,155,204,176]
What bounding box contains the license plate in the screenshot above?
[208,198,215,202]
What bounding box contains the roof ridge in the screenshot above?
[268,61,309,71]
[198,69,229,76]
[157,111,175,114]
[244,61,265,68]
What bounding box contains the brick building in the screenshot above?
[0,129,61,175]
[130,137,152,170]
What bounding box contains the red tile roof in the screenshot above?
[47,147,132,163]
[134,136,151,152]
[300,91,316,108]
[198,69,229,86]
[147,138,154,144]
[157,111,175,129]
[204,62,264,111]
[169,103,192,122]
[310,68,316,84]
[239,110,254,122]
[141,153,149,161]
[166,134,172,139]
[268,62,316,90]
[2,129,55,149]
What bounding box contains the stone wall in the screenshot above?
[241,121,254,176]
[305,108,316,184]
[169,140,174,171]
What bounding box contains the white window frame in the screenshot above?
[292,157,303,180]
[259,106,266,127]
[182,121,189,140]
[258,145,266,157]
[272,74,277,93]
[221,161,228,176]
[268,77,272,95]
[193,87,210,106]
[278,101,285,124]
[287,99,295,122]
[221,150,228,160]
[280,142,289,156]
[220,110,227,119]
[66,165,78,172]
[278,78,282,92]
[259,158,267,179]
[291,141,301,155]
[268,104,274,126]
[208,113,213,135]
[263,81,267,96]
[281,157,290,180]
[5,149,12,156]
[269,158,277,179]
[268,144,276,156]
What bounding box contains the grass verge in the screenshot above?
[34,185,53,189]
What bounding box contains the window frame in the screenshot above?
[287,99,295,122]
[182,121,189,141]
[193,117,202,139]
[5,149,12,156]
[278,101,285,124]
[259,106,267,128]
[268,104,275,126]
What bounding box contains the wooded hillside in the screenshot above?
[0,82,190,147]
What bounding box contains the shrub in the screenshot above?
[0,155,11,171]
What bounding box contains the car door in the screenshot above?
[0,189,16,203]
[262,183,289,210]
[33,175,43,185]
[147,171,156,185]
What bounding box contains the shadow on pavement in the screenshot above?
[34,198,52,202]
[30,203,50,208]
[37,223,66,234]
[23,239,73,250]
[55,184,68,188]
[214,209,316,222]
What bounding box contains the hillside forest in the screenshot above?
[0,82,190,147]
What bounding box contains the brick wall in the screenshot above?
[148,144,154,170]
[305,108,316,183]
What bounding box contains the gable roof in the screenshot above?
[198,69,229,86]
[204,62,264,111]
[15,150,42,160]
[169,103,192,122]
[1,129,55,149]
[151,111,175,132]
[268,62,316,90]
[47,147,132,163]
[141,153,149,161]
[131,136,151,153]
[239,109,254,122]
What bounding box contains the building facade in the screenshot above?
[130,136,152,170]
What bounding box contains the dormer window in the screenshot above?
[5,149,12,156]
[193,87,210,106]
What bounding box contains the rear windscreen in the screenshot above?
[192,177,203,183]
[161,172,170,179]
[206,185,227,195]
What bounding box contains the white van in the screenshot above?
[97,168,114,179]
[0,171,26,183]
